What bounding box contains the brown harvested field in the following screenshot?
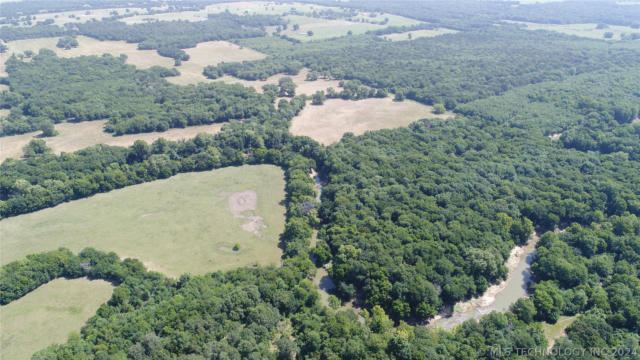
[0,120,223,162]
[0,36,174,76]
[217,68,341,96]
[166,41,267,85]
[290,97,454,145]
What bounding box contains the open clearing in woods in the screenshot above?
[290,97,455,145]
[0,36,173,76]
[123,1,422,41]
[380,28,459,41]
[216,68,341,95]
[166,41,267,85]
[0,278,113,360]
[504,21,640,40]
[0,120,223,162]
[0,165,286,277]
[542,315,578,350]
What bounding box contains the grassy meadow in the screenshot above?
[0,36,173,76]
[0,165,286,277]
[0,278,113,360]
[380,28,459,41]
[166,41,267,85]
[507,21,640,40]
[290,97,454,144]
[0,120,223,162]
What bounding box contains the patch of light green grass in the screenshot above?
[0,278,113,360]
[0,165,286,277]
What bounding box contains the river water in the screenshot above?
[429,232,540,329]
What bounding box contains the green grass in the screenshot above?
[541,315,578,348]
[0,278,113,360]
[380,28,459,41]
[0,165,286,277]
[506,21,640,40]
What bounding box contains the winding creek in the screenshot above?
[309,168,540,329]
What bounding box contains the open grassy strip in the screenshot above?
[290,97,454,145]
[165,41,267,85]
[0,120,223,162]
[0,36,174,76]
[541,315,578,350]
[505,21,640,40]
[380,28,459,41]
[0,165,286,277]
[0,278,113,360]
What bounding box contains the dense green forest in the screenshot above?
[209,29,640,106]
[301,0,640,28]
[0,50,278,136]
[2,0,640,359]
[316,117,640,318]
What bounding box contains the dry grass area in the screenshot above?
[167,41,267,85]
[505,21,640,40]
[217,68,341,96]
[0,36,173,76]
[121,1,422,41]
[290,97,454,145]
[380,28,459,41]
[0,278,113,360]
[0,120,223,162]
[18,7,150,27]
[0,165,286,277]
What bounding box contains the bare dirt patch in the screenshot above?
[0,120,223,162]
[228,190,259,215]
[291,97,454,145]
[228,190,266,236]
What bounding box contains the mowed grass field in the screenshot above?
[380,28,459,41]
[0,120,223,162]
[166,41,267,85]
[0,278,113,360]
[0,36,173,76]
[0,165,286,277]
[290,97,455,144]
[506,21,640,40]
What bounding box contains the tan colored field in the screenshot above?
[167,41,267,85]
[380,28,459,41]
[505,21,640,40]
[291,97,454,145]
[0,165,286,277]
[0,278,113,360]
[0,120,223,162]
[24,8,150,27]
[0,36,174,76]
